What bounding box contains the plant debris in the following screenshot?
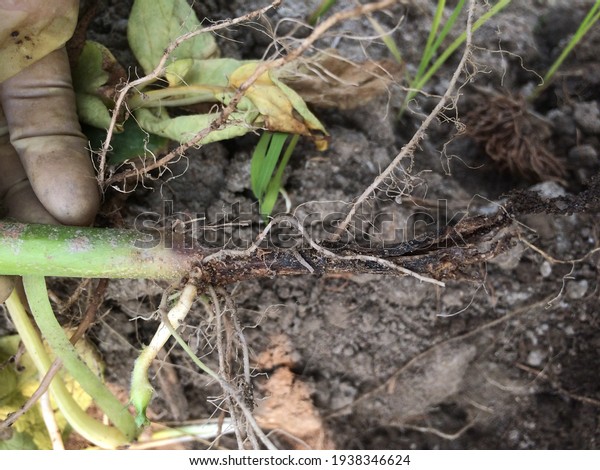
[464,92,567,181]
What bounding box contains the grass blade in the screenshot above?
[411,0,511,96]
[259,134,299,218]
[415,0,447,82]
[531,0,600,99]
[308,0,338,25]
[251,132,288,201]
[430,0,466,54]
[366,13,403,64]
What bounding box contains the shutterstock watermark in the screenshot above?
[132,199,467,250]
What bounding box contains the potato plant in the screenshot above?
[6,0,592,450]
[0,0,330,448]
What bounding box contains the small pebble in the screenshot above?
[527,350,545,367]
[529,181,566,199]
[568,144,598,167]
[566,279,589,300]
[564,325,575,336]
[573,101,600,135]
[547,108,577,136]
[540,261,552,278]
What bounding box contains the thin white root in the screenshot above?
[333,0,476,239]
[149,284,197,353]
[39,391,64,450]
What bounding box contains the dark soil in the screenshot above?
[3,0,600,450]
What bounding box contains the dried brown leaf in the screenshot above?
[278,50,403,110]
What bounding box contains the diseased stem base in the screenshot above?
[198,212,513,286]
[0,211,513,285]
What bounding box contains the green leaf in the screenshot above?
[0,431,39,450]
[76,94,113,129]
[260,134,299,218]
[251,132,273,197]
[128,0,219,75]
[308,0,338,25]
[251,133,299,218]
[251,132,287,201]
[72,41,120,129]
[72,41,110,92]
[134,107,257,144]
[83,121,169,165]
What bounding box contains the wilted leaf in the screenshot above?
[0,0,79,82]
[72,41,127,129]
[278,51,403,109]
[229,63,329,150]
[125,0,327,152]
[128,0,219,75]
[134,107,256,144]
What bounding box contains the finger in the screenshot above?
[1,106,57,304]
[1,106,59,223]
[0,46,100,226]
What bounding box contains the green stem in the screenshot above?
[23,276,138,441]
[0,221,198,279]
[128,85,228,109]
[5,291,130,449]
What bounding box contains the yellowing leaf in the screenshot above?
[0,333,103,450]
[229,63,329,150]
[0,430,38,450]
[0,0,79,82]
[0,334,51,449]
[165,58,247,88]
